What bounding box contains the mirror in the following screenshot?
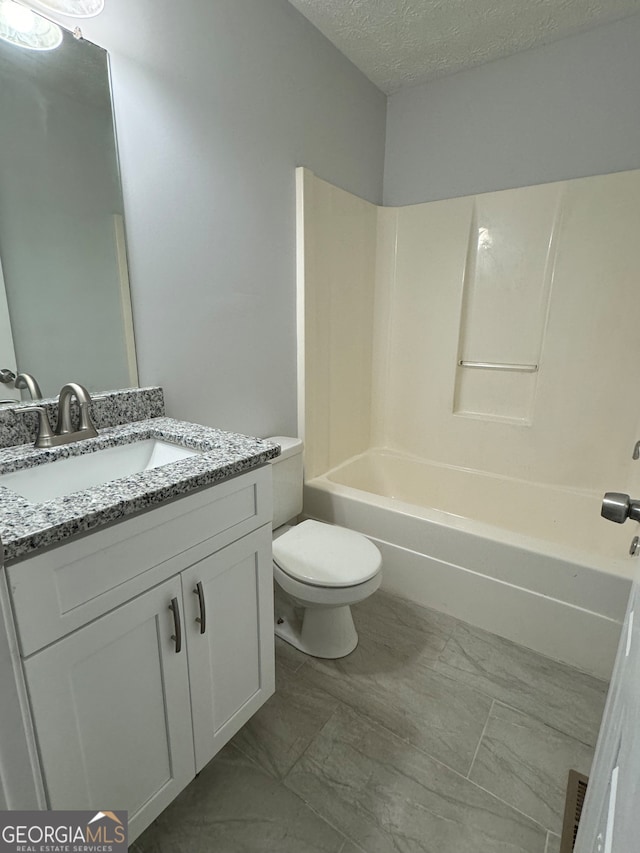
[0,22,137,402]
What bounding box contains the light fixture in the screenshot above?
[0,0,62,50]
[26,0,104,17]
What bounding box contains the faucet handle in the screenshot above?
[14,406,55,444]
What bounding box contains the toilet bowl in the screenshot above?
[268,438,382,659]
[273,519,382,658]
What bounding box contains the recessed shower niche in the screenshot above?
[453,181,564,425]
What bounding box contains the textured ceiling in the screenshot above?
[288,0,640,93]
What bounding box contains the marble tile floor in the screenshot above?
[132,590,608,853]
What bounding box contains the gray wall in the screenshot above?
[67,0,386,434]
[384,14,640,206]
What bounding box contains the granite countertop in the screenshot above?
[0,417,280,564]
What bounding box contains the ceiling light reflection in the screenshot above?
[27,0,104,17]
[478,226,493,250]
[0,0,62,50]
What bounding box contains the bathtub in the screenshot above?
[303,449,632,679]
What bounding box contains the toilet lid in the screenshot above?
[273,519,382,587]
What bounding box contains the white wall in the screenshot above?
[50,0,386,435]
[384,14,640,205]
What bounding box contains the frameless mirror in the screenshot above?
[0,22,137,402]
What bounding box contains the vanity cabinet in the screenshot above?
[24,576,195,838]
[4,466,275,843]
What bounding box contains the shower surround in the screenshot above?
[296,167,640,679]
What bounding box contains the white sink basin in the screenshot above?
[0,439,202,503]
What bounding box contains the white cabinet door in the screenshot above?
[182,525,275,772]
[24,577,195,842]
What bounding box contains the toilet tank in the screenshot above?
[268,436,303,528]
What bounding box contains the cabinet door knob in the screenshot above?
[194,582,206,635]
[169,597,182,653]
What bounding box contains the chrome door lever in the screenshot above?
[601,492,640,524]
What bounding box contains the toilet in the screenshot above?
[268,437,382,659]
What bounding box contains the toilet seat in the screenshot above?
[273,519,381,588]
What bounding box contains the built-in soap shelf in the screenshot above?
[453,182,564,425]
[458,361,538,373]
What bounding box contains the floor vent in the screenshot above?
[560,769,589,853]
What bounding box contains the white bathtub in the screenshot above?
[304,449,632,679]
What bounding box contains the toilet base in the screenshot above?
[275,596,358,659]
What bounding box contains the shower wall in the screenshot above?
[297,169,377,479]
[298,168,640,493]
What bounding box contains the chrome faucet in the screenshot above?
[56,383,98,438]
[15,372,43,400]
[0,368,42,399]
[16,382,98,449]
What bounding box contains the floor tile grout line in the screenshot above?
[277,655,309,676]
[280,729,359,851]
[283,703,343,783]
[415,648,603,750]
[275,597,594,838]
[299,670,532,811]
[304,649,497,715]
[226,740,272,776]
[305,690,553,837]
[467,698,495,779]
[299,671,545,823]
[294,795,353,853]
[297,651,312,671]
[464,774,554,836]
[227,739,351,851]
[279,700,402,852]
[546,830,561,853]
[490,697,600,751]
[283,775,366,850]
[287,642,598,834]
[351,683,570,837]
[233,665,340,784]
[295,671,478,779]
